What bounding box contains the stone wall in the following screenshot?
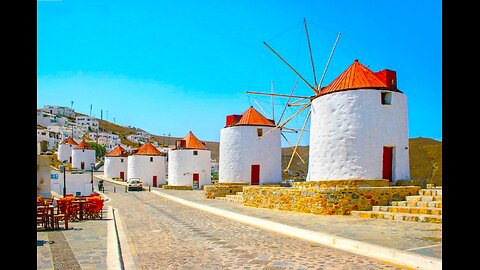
[242,184,421,215]
[203,182,250,199]
[292,179,389,189]
[162,185,193,190]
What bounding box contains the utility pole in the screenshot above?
[101,110,103,120]
[90,104,92,116]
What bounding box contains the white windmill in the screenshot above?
[247,18,410,183]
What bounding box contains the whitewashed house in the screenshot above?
[168,131,211,189]
[37,128,61,149]
[127,141,166,187]
[72,140,96,171]
[104,145,129,181]
[307,59,410,182]
[75,116,99,132]
[41,105,76,118]
[126,131,151,144]
[88,132,121,151]
[219,106,282,185]
[57,136,78,164]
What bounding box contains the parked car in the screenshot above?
[127,178,143,191]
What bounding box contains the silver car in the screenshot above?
[127,178,143,191]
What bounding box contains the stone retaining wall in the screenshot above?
[204,185,245,199]
[162,185,193,190]
[292,179,389,189]
[242,185,421,215]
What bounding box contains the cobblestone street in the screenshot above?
[105,190,409,270]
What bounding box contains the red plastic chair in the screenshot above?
[84,199,104,219]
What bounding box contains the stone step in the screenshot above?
[419,189,442,196]
[391,200,442,208]
[372,206,442,215]
[350,211,442,223]
[406,195,442,202]
[226,194,243,199]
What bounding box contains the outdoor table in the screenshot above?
[71,199,88,221]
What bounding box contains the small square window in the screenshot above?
[150,157,153,162]
[120,159,124,163]
[381,92,392,105]
[257,128,263,137]
[193,150,198,156]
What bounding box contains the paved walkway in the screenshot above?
[37,175,442,269]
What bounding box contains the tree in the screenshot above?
[88,142,107,160]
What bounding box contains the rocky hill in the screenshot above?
[93,116,441,185]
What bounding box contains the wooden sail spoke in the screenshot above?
[281,133,305,163]
[286,109,311,171]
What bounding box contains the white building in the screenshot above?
[75,116,99,132]
[307,59,410,182]
[210,159,219,174]
[51,170,93,197]
[127,141,166,187]
[37,128,62,149]
[37,111,67,127]
[126,131,151,144]
[219,106,282,185]
[104,145,129,181]
[42,105,76,119]
[57,136,78,164]
[72,140,96,171]
[88,132,121,151]
[168,131,211,189]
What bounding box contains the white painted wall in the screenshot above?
[127,155,166,187]
[104,156,128,180]
[307,90,410,181]
[58,144,75,164]
[219,125,282,184]
[53,171,93,196]
[72,149,96,170]
[168,149,211,188]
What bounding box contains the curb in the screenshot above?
[152,190,441,270]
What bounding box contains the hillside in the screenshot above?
[90,116,441,185]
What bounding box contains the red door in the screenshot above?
[382,147,393,181]
[153,176,157,187]
[193,173,199,189]
[120,172,125,181]
[81,162,85,170]
[251,165,260,185]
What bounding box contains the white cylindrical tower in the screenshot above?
[219,106,282,185]
[72,140,96,171]
[307,59,410,182]
[57,137,78,164]
[104,145,128,180]
[168,131,211,189]
[127,142,166,187]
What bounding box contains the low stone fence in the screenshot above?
[162,185,193,190]
[242,184,421,215]
[204,182,249,199]
[292,179,389,189]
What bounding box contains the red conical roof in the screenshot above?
[75,140,92,150]
[236,106,275,127]
[176,131,208,150]
[106,145,128,157]
[135,141,162,156]
[60,136,78,145]
[319,59,398,96]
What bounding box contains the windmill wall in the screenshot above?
[127,155,166,187]
[58,144,75,163]
[168,149,211,189]
[72,149,96,171]
[308,89,410,181]
[104,156,128,180]
[219,125,282,184]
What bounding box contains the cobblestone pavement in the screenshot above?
[155,189,442,259]
[105,190,410,270]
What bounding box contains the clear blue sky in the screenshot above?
[37,0,442,145]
